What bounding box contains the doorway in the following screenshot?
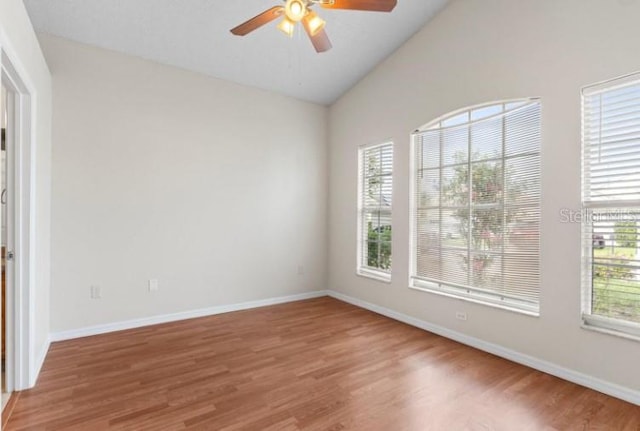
[1,80,11,410]
[0,37,37,400]
[1,82,7,408]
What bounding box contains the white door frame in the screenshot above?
[0,36,37,391]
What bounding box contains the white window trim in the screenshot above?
[582,314,640,341]
[357,267,392,284]
[409,99,542,316]
[580,71,640,341]
[357,141,393,283]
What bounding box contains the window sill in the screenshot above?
[357,268,391,284]
[409,282,539,318]
[581,315,640,342]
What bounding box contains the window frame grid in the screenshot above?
[409,99,542,315]
[581,72,640,339]
[357,141,393,282]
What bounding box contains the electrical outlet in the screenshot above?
[455,311,467,321]
[90,285,101,299]
[297,265,304,276]
[148,279,159,292]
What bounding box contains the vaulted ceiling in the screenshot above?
[24,0,448,105]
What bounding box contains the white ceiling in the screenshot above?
[23,0,448,105]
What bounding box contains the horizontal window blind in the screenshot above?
[358,142,393,279]
[411,101,541,313]
[582,73,640,335]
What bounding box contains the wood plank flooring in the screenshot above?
[2,391,20,428]
[5,297,640,430]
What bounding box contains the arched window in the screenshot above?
[410,100,542,314]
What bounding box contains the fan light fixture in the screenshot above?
[278,0,311,38]
[277,17,296,37]
[285,0,306,22]
[230,0,397,53]
[304,11,326,36]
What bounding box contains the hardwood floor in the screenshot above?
[2,391,20,428]
[5,297,640,430]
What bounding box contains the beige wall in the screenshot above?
[0,0,52,386]
[41,35,328,333]
[329,0,640,393]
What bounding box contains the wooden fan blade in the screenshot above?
[302,18,332,53]
[320,0,397,12]
[230,6,284,36]
[310,29,332,53]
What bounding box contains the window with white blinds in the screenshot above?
[357,142,393,281]
[410,100,541,314]
[582,73,640,337]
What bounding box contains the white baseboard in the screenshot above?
[328,291,640,406]
[30,336,51,388]
[50,290,329,342]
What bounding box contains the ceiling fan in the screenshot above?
[230,0,398,53]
